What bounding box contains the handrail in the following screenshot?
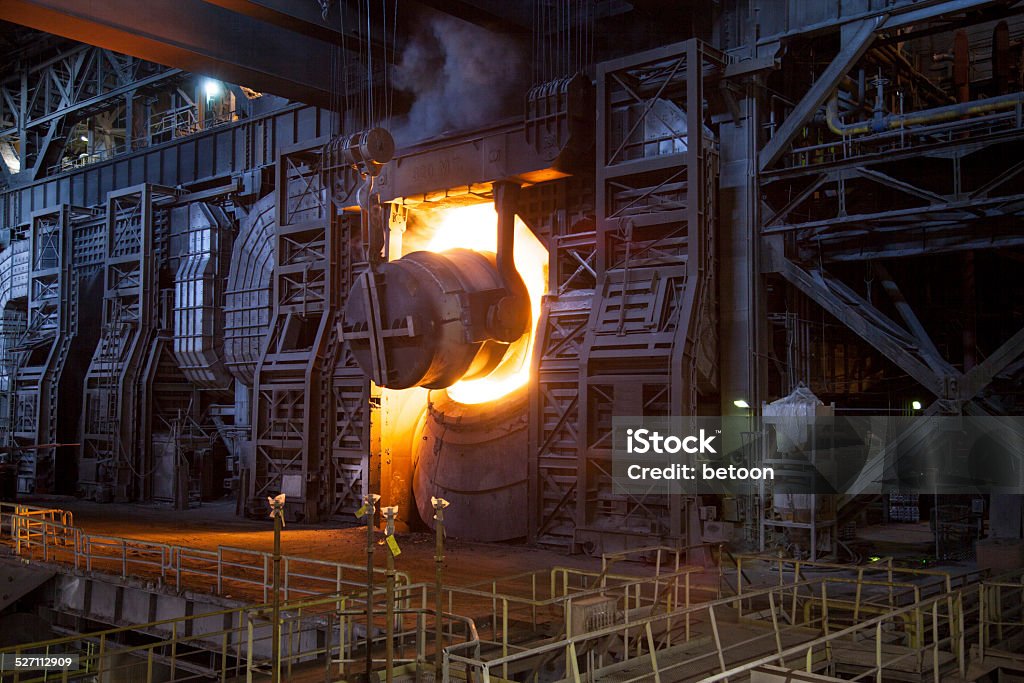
[730,553,972,598]
[446,577,971,683]
[4,506,700,681]
[0,580,480,683]
[977,568,1024,663]
[0,508,412,603]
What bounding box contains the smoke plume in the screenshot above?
[391,14,527,145]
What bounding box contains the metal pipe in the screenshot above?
[386,544,395,683]
[825,90,1024,136]
[361,494,379,677]
[432,497,449,680]
[878,45,950,105]
[383,505,398,683]
[270,500,283,683]
[493,181,520,293]
[488,181,529,342]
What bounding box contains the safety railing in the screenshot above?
[445,574,972,683]
[47,106,242,176]
[429,559,710,681]
[1,502,74,554]
[0,581,479,683]
[978,568,1024,664]
[0,506,412,605]
[0,571,974,683]
[601,542,725,598]
[729,553,984,615]
[0,505,713,679]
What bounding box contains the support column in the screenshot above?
[719,93,760,416]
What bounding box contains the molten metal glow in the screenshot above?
[425,203,548,404]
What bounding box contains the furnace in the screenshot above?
[0,2,1022,681]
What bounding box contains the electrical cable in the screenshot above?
[340,1,350,131]
[365,0,373,128]
[389,0,397,127]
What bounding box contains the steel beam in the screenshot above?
[775,256,948,398]
[855,167,948,206]
[970,157,1024,199]
[764,191,1024,235]
[0,67,181,138]
[0,0,338,105]
[200,0,396,59]
[758,17,881,172]
[763,174,827,226]
[719,94,760,417]
[960,325,1024,400]
[820,230,1024,261]
[409,0,531,32]
[881,0,1019,32]
[753,0,1013,47]
[201,0,346,42]
[874,262,956,378]
[0,563,55,612]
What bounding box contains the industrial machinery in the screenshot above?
[342,182,530,391]
[2,3,1024,682]
[0,0,1019,558]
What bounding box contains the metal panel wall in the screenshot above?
[250,139,346,522]
[78,185,176,501]
[0,242,29,451]
[1,104,332,228]
[13,204,97,493]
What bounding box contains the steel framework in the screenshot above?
[11,203,95,492]
[759,4,1024,414]
[752,1,1024,549]
[78,185,176,501]
[249,139,368,522]
[0,43,180,183]
[529,40,726,553]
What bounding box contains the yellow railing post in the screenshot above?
[979,584,986,661]
[246,614,254,683]
[709,605,727,677]
[501,597,509,680]
[875,620,883,683]
[769,590,784,667]
[645,621,662,683]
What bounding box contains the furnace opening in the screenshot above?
[403,202,548,404]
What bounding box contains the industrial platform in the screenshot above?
[0,498,1022,682]
[1,0,1024,681]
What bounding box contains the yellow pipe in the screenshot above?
[826,91,1024,136]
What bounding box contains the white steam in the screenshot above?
[391,15,527,145]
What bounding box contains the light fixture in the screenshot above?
[911,400,922,411]
[203,78,222,100]
[79,135,88,143]
[733,399,750,409]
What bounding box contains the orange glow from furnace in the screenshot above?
[425,203,548,404]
